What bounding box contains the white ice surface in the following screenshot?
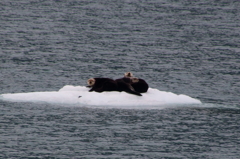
[0,85,201,109]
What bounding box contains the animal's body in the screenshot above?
[87,78,142,96]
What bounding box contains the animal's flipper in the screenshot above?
[89,88,94,92]
[123,83,142,96]
[126,90,142,96]
[126,87,142,96]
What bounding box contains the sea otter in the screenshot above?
[87,78,118,92]
[118,72,149,93]
[87,78,142,96]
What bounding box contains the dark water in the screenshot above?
[1,0,240,158]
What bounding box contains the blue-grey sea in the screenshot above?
[1,0,240,158]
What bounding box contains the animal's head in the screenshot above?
[131,77,139,83]
[124,72,133,78]
[87,78,95,86]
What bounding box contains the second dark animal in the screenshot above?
[117,72,149,93]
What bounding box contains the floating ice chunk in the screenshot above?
[0,85,201,108]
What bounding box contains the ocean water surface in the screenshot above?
[1,0,240,158]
